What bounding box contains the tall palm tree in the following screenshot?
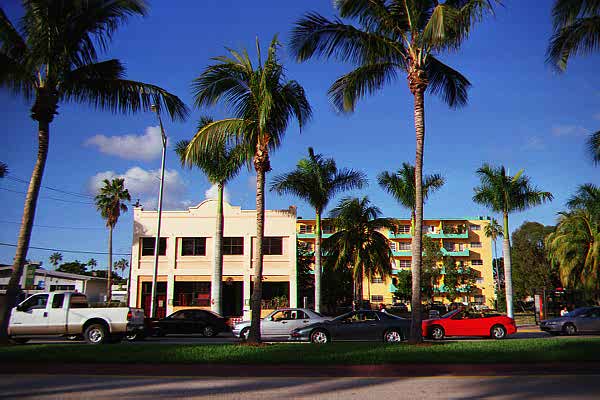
[587,131,600,165]
[187,36,312,343]
[473,164,553,318]
[271,147,366,313]
[547,0,600,71]
[291,0,496,343]
[49,252,63,269]
[378,162,445,229]
[87,258,98,273]
[114,258,129,278]
[0,1,188,342]
[566,183,600,219]
[0,162,7,178]
[483,218,503,299]
[176,116,247,316]
[323,197,395,308]
[95,178,131,302]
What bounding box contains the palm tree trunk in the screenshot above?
[107,226,113,302]
[0,119,50,343]
[249,167,266,343]
[502,212,514,318]
[314,210,322,313]
[409,84,426,344]
[212,183,225,315]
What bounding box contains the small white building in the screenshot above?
[0,264,107,303]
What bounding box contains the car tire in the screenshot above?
[84,323,109,345]
[563,323,577,336]
[65,335,82,341]
[10,338,29,345]
[203,325,217,337]
[240,327,250,342]
[310,329,329,344]
[383,329,403,343]
[429,325,445,340]
[490,324,507,340]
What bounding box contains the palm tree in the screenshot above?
[175,116,247,316]
[547,0,600,71]
[0,1,188,342]
[187,36,312,343]
[95,178,131,302]
[0,162,7,178]
[548,183,600,297]
[114,258,129,278]
[271,147,366,313]
[291,0,496,343]
[473,164,553,318]
[49,252,63,269]
[483,218,503,300]
[378,162,445,229]
[323,197,395,308]
[587,131,600,165]
[87,258,98,273]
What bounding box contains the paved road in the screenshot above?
[1,374,599,399]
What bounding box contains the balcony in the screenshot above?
[441,248,470,257]
[297,233,333,239]
[388,230,469,239]
[392,250,412,257]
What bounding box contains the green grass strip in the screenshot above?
[2,338,600,365]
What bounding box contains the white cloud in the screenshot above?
[204,183,231,203]
[524,136,545,151]
[89,166,189,210]
[85,126,165,161]
[551,124,588,137]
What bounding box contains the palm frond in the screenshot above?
[425,55,470,108]
[586,130,600,165]
[547,15,600,71]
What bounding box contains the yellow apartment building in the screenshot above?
[297,217,496,308]
[129,200,298,319]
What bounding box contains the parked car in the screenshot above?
[233,308,328,341]
[150,309,228,337]
[290,310,410,343]
[540,307,600,335]
[422,308,517,340]
[8,291,145,344]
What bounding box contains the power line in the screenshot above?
[0,242,131,256]
[0,187,94,205]
[0,220,106,231]
[5,176,95,199]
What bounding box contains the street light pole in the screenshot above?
[149,104,167,319]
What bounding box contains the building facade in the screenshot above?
[129,200,298,318]
[297,217,496,308]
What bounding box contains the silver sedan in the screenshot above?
[232,308,329,341]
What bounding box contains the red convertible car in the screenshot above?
[422,309,517,340]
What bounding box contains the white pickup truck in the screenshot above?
[8,291,145,344]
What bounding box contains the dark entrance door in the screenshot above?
[222,281,243,317]
[141,282,167,318]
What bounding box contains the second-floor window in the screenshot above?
[398,242,411,251]
[141,237,167,256]
[181,237,206,256]
[444,242,455,252]
[471,259,483,266]
[398,225,411,234]
[299,225,314,234]
[223,237,244,255]
[470,242,482,248]
[263,237,283,255]
[399,260,411,268]
[470,224,481,231]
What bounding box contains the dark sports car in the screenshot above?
[289,310,410,343]
[540,307,600,335]
[151,309,228,337]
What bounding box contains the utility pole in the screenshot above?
[149,104,167,319]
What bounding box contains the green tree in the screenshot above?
[87,258,98,273]
[0,0,188,342]
[587,131,600,165]
[547,184,600,299]
[291,0,496,344]
[393,236,442,303]
[297,242,315,307]
[95,178,131,302]
[547,0,600,71]
[511,222,559,301]
[56,261,87,275]
[114,258,129,279]
[473,164,553,317]
[484,218,503,297]
[271,147,366,312]
[49,252,63,269]
[175,116,247,316]
[0,162,7,178]
[187,37,311,343]
[323,197,395,308]
[441,258,478,304]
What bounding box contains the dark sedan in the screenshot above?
[540,307,600,335]
[151,309,228,337]
[290,310,410,343]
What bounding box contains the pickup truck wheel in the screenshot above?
[84,323,109,345]
[65,335,82,341]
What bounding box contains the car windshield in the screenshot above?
[441,309,460,319]
[565,308,592,317]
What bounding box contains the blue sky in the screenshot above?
[1,0,598,270]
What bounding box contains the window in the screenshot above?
[49,284,75,291]
[69,294,88,308]
[19,294,48,311]
[476,278,485,284]
[181,237,206,256]
[399,242,411,251]
[444,242,455,251]
[471,259,483,266]
[51,294,65,309]
[425,225,436,233]
[470,242,482,248]
[371,295,384,302]
[371,277,383,284]
[389,242,397,252]
[299,225,313,234]
[398,225,411,234]
[470,224,481,231]
[223,237,244,255]
[399,260,411,269]
[173,281,211,306]
[263,237,283,255]
[141,237,167,256]
[322,225,334,234]
[458,243,466,251]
